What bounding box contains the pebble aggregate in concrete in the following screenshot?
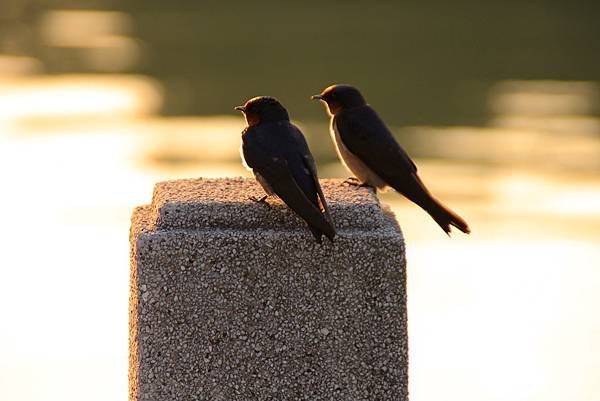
[130,178,408,401]
[152,177,389,231]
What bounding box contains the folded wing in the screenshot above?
[335,107,469,234]
[242,123,336,242]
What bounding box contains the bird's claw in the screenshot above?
[342,177,362,186]
[249,195,270,207]
[342,177,376,192]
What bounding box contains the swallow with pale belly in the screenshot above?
[312,84,470,235]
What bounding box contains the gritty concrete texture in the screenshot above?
[130,177,408,401]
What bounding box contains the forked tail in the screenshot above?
[428,198,471,235]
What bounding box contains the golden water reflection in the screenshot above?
[0,75,163,123]
[0,75,599,401]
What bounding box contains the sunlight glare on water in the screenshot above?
[0,75,163,123]
[407,240,600,401]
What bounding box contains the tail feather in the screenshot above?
[281,192,336,243]
[428,199,470,235]
[266,170,336,243]
[388,173,470,236]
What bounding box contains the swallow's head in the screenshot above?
[235,96,289,126]
[311,84,366,115]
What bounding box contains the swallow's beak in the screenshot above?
[311,95,323,100]
[234,105,246,112]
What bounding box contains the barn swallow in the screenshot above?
[235,96,336,243]
[312,84,470,235]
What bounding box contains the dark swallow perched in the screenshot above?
[312,84,470,235]
[235,96,336,243]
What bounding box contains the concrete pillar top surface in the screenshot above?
[143,177,401,234]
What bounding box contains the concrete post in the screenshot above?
[129,177,408,400]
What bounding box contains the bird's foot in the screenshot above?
[248,195,270,207]
[342,177,362,186]
[342,177,374,190]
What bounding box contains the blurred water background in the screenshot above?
[0,1,599,400]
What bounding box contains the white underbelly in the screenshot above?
[240,141,252,172]
[331,120,387,189]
